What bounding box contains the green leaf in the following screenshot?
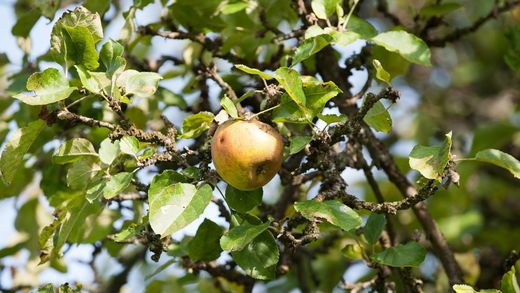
[148,171,190,196]
[113,223,142,242]
[342,244,363,260]
[158,87,188,110]
[66,158,100,190]
[346,16,378,39]
[37,283,55,293]
[363,101,392,133]
[39,211,65,264]
[292,35,333,65]
[58,194,105,247]
[452,285,475,293]
[473,149,520,179]
[274,67,307,108]
[451,284,499,293]
[235,64,273,80]
[35,0,60,20]
[50,6,103,65]
[41,192,106,264]
[329,31,360,46]
[120,136,140,157]
[231,230,279,280]
[75,66,111,95]
[221,221,270,252]
[12,11,40,37]
[318,113,348,124]
[371,242,427,267]
[134,0,155,9]
[179,111,215,139]
[372,30,431,66]
[219,1,249,14]
[364,213,386,245]
[372,59,391,84]
[289,136,312,155]
[149,181,212,236]
[409,132,452,180]
[188,219,224,261]
[13,68,77,105]
[221,95,238,119]
[303,81,341,117]
[272,94,308,123]
[99,138,120,165]
[311,0,341,20]
[53,138,98,164]
[117,70,163,97]
[84,0,111,15]
[501,266,520,293]
[62,25,100,70]
[100,39,126,77]
[86,178,107,203]
[103,172,133,199]
[225,185,263,213]
[294,200,362,231]
[145,260,177,283]
[0,120,45,185]
[273,81,341,123]
[420,3,462,17]
[119,7,136,44]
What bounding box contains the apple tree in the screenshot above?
[1,0,520,292]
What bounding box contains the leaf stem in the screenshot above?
[453,157,477,162]
[249,103,282,119]
[342,0,360,31]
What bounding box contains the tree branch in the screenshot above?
[426,0,520,47]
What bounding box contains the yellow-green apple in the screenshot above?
[211,119,284,191]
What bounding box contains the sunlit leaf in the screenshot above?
[120,136,141,157]
[117,70,163,97]
[409,132,452,180]
[372,30,431,66]
[13,68,76,105]
[149,180,212,236]
[364,101,392,133]
[474,149,520,179]
[220,221,270,252]
[53,138,98,164]
[0,120,45,185]
[179,111,215,139]
[294,200,362,231]
[274,67,307,108]
[289,135,312,155]
[372,59,391,84]
[292,35,333,65]
[103,172,133,199]
[311,0,341,20]
[221,95,238,119]
[231,230,279,280]
[235,64,273,80]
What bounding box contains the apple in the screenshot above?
[211,119,284,191]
